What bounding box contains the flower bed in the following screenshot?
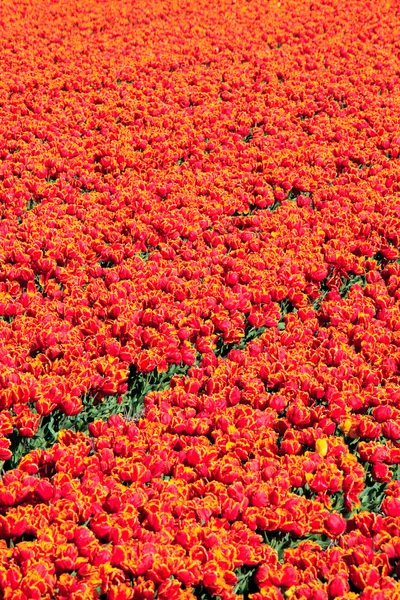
[1,0,400,597]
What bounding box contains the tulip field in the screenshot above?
[1,0,400,597]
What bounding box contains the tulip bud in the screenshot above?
[315,438,328,457]
[325,513,346,537]
[328,575,349,598]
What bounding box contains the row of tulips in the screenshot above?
[0,415,399,600]
[1,0,400,457]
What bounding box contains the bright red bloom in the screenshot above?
[325,514,347,538]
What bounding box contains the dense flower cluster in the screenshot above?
[0,418,399,600]
[1,0,400,597]
[1,0,400,448]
